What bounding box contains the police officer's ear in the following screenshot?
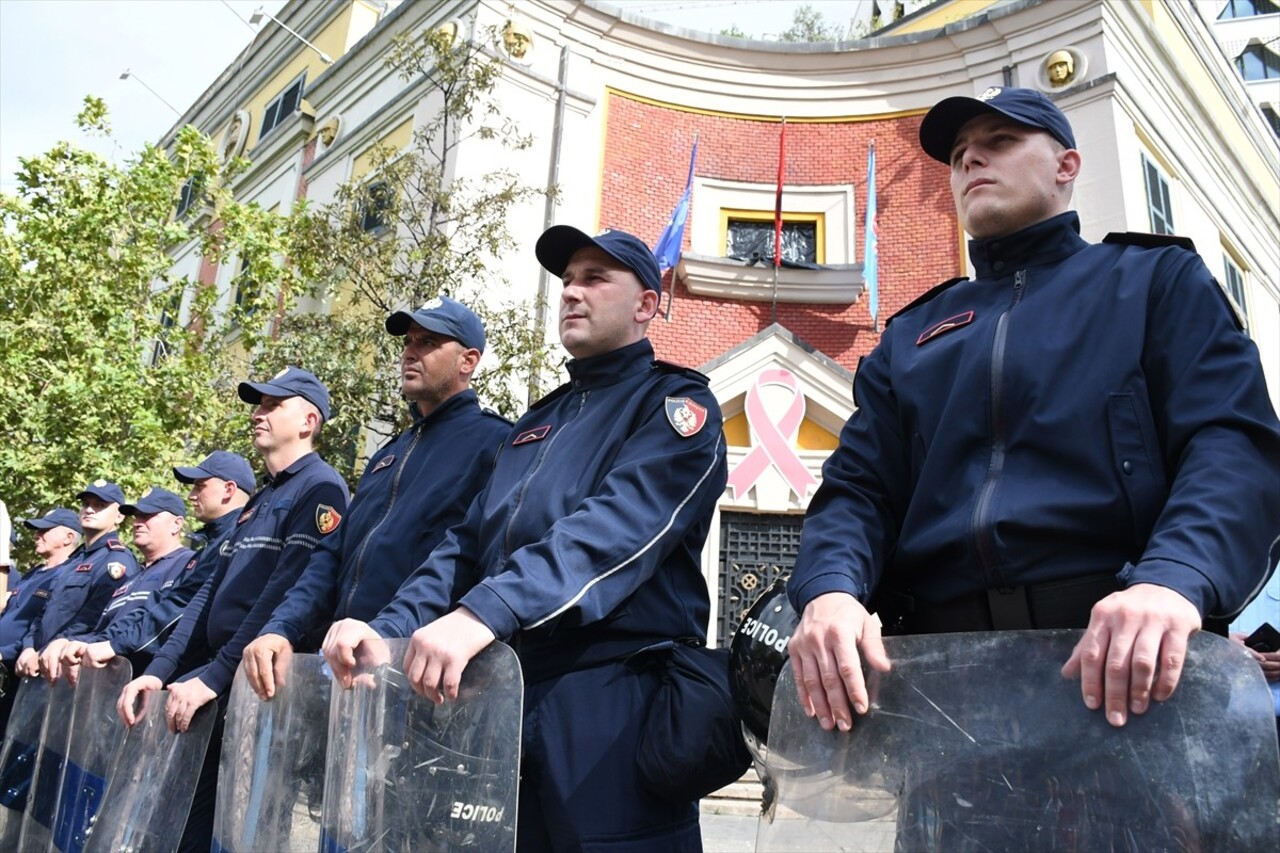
[457,347,482,381]
[635,287,661,324]
[1055,146,1082,188]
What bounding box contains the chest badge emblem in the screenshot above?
[513,425,552,446]
[665,397,708,438]
[916,311,975,347]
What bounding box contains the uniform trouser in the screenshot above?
[517,660,702,853]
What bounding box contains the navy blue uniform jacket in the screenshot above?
[25,532,137,650]
[260,390,510,650]
[146,452,348,695]
[86,509,238,657]
[94,546,196,630]
[0,560,72,662]
[371,339,728,682]
[791,213,1280,620]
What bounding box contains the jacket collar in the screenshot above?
[566,339,653,390]
[411,388,478,429]
[967,211,1088,279]
[264,450,319,487]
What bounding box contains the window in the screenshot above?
[1141,155,1174,235]
[150,287,183,365]
[231,258,261,329]
[260,74,305,141]
[1236,44,1280,81]
[1218,0,1280,19]
[176,175,204,218]
[1262,105,1280,138]
[717,511,803,648]
[726,219,818,266]
[1222,255,1249,328]
[360,180,394,233]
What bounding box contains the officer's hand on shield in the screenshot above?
[59,640,88,685]
[243,633,294,700]
[118,674,164,727]
[15,646,40,677]
[39,637,71,682]
[1062,583,1202,728]
[323,618,391,689]
[788,592,891,733]
[166,676,217,733]
[83,640,116,667]
[404,607,496,705]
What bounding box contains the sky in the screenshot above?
[0,0,869,193]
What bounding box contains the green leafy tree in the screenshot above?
[0,97,304,561]
[779,4,844,42]
[286,22,560,460]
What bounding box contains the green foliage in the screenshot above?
[0,97,303,560]
[779,4,845,42]
[289,23,562,434]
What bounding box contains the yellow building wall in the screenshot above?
[351,117,416,181]
[890,0,1001,35]
[724,412,839,450]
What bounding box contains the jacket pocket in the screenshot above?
[1107,392,1168,544]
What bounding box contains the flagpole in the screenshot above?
[771,117,786,325]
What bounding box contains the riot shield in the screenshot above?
[212,652,331,852]
[757,630,1280,852]
[321,639,522,852]
[19,676,76,850]
[83,689,215,853]
[0,677,50,846]
[47,658,132,853]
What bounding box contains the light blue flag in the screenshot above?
[864,141,880,329]
[654,138,699,273]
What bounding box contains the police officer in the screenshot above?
[786,88,1280,733]
[242,298,509,700]
[18,480,137,678]
[326,227,728,850]
[117,368,348,853]
[41,487,195,678]
[57,452,254,680]
[0,508,81,732]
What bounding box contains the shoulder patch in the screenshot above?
[75,563,93,573]
[665,397,708,437]
[652,360,711,385]
[185,557,198,572]
[316,504,342,535]
[529,383,572,411]
[107,562,127,580]
[106,539,127,551]
[887,277,968,327]
[513,425,553,446]
[917,311,976,346]
[369,454,395,474]
[1102,231,1195,252]
[237,507,257,525]
[35,589,50,599]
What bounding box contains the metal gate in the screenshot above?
[716,511,803,647]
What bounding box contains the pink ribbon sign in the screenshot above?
[727,368,819,500]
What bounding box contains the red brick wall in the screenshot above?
[599,93,961,372]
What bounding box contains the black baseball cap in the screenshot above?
[385,296,486,353]
[23,507,83,535]
[238,365,331,421]
[122,486,187,517]
[174,450,257,494]
[536,226,663,295]
[76,480,126,506]
[919,86,1076,164]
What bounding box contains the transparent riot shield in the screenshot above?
[0,677,50,846]
[19,676,76,850]
[83,689,216,853]
[212,653,331,852]
[757,630,1280,852]
[321,639,522,852]
[45,658,132,853]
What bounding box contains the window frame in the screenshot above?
[1221,252,1250,330]
[720,209,825,265]
[1141,154,1175,236]
[259,72,306,142]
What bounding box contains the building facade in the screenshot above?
[160,0,1280,644]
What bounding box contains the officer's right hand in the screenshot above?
[117,675,164,727]
[39,638,71,683]
[15,647,40,678]
[788,592,891,732]
[322,619,388,689]
[243,633,294,700]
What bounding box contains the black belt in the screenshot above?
[890,572,1123,634]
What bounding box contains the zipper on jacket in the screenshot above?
[972,269,1026,588]
[503,390,589,561]
[340,422,427,617]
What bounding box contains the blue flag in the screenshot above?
[654,138,699,273]
[864,142,880,329]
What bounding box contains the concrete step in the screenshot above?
[701,772,764,817]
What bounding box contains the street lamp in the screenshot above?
[249,6,334,64]
[119,69,181,116]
